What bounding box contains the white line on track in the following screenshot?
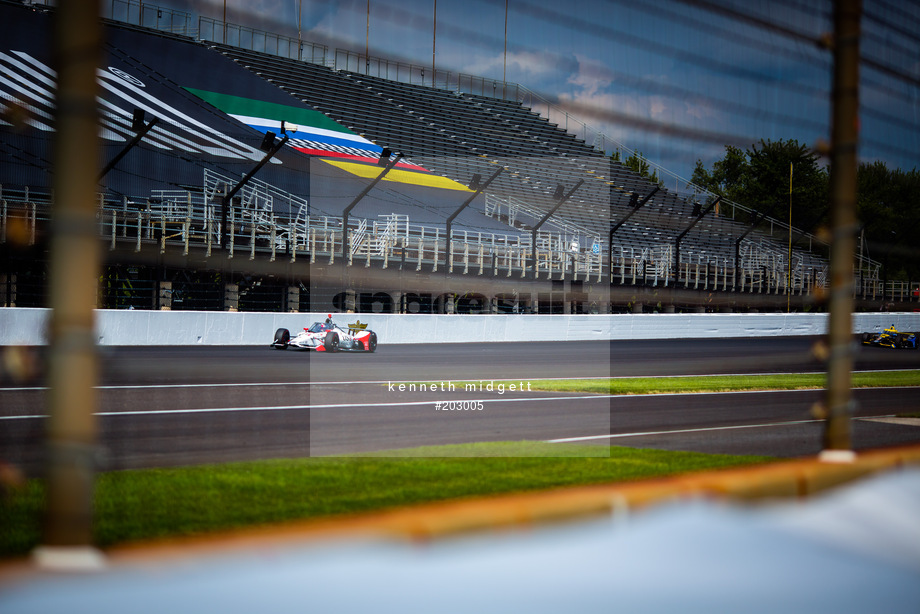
[0,387,836,420]
[0,368,916,392]
[2,377,611,391]
[0,393,615,420]
[4,386,920,421]
[547,418,835,443]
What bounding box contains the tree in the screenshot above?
[692,139,829,227]
[857,161,920,280]
[611,149,664,187]
[695,141,920,280]
[691,145,748,203]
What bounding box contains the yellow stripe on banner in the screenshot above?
[322,159,473,192]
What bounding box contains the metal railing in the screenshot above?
[7,178,896,299]
[485,193,600,248]
[197,16,329,65]
[106,0,194,36]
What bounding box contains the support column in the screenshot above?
[157,281,172,310]
[1,274,16,307]
[344,289,356,313]
[224,283,239,312]
[286,286,300,312]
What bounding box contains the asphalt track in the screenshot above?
[2,337,919,473]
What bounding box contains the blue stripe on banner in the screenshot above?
[294,132,381,153]
[245,121,382,153]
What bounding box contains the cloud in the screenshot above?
[546,54,751,180]
[460,50,568,83]
[557,54,732,139]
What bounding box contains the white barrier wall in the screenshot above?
[1,308,919,346]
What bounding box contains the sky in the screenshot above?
[120,0,920,191]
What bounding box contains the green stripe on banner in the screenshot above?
[184,87,355,134]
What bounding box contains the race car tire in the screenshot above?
[273,328,290,349]
[897,334,918,349]
[324,331,339,352]
[367,332,377,353]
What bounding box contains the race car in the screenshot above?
[271,315,377,352]
[861,325,918,349]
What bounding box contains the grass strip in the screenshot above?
[519,370,920,395]
[0,442,772,557]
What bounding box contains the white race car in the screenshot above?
[271,316,377,352]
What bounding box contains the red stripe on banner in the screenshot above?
[291,146,430,172]
[393,161,430,172]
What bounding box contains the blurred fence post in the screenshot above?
[35,0,104,570]
[823,0,861,455]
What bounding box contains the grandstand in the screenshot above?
[0,1,896,315]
